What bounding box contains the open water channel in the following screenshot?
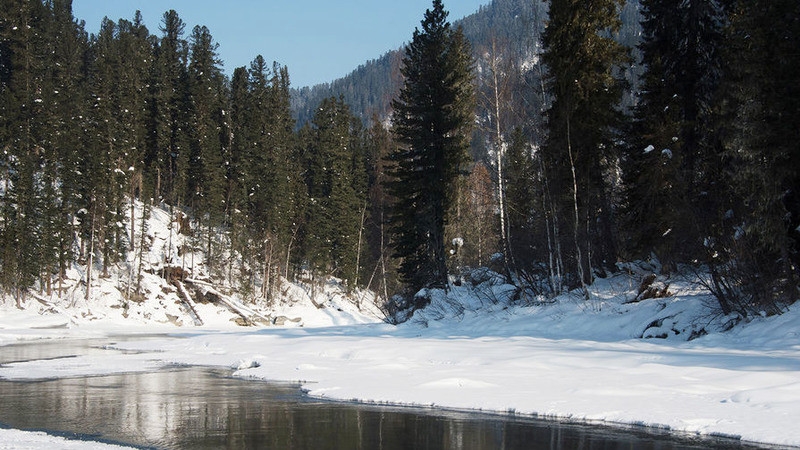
[0,338,776,449]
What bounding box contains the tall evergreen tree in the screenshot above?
[37,0,89,289]
[114,13,152,267]
[225,66,253,294]
[0,0,50,295]
[302,96,366,287]
[226,66,249,213]
[0,0,88,296]
[146,10,189,206]
[711,0,800,315]
[85,17,119,277]
[541,0,628,293]
[240,57,299,299]
[622,0,729,268]
[186,25,226,224]
[504,127,537,273]
[184,24,228,275]
[86,13,152,280]
[388,0,475,295]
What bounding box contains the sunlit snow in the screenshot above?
[1,200,799,448]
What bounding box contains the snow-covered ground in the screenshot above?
[1,201,799,448]
[0,428,134,449]
[2,268,799,448]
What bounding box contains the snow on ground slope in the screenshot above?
[2,265,799,447]
[0,428,134,449]
[0,200,383,339]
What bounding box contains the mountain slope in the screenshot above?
[291,0,642,161]
[0,199,384,329]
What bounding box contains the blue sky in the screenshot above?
[72,1,489,88]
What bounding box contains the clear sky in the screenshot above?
[72,1,489,88]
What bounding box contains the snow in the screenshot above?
[1,201,800,448]
[2,272,800,448]
[0,428,133,449]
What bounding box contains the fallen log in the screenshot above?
[173,280,204,326]
[184,278,273,326]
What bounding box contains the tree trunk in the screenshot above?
[540,156,562,295]
[566,116,589,299]
[355,201,367,287]
[490,41,510,273]
[85,196,97,302]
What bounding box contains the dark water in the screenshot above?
[0,339,772,450]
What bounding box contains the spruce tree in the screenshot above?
[227,66,249,214]
[114,12,152,262]
[712,0,800,314]
[302,96,366,287]
[34,0,88,289]
[622,0,729,268]
[185,24,228,273]
[1,0,39,294]
[0,0,74,296]
[388,0,475,295]
[504,127,536,272]
[86,13,152,279]
[186,25,226,223]
[86,18,119,277]
[541,0,628,292]
[146,10,189,206]
[240,57,298,298]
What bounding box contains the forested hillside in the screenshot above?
[1,0,798,322]
[0,1,393,307]
[292,0,642,157]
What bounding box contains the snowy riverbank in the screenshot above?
[0,427,134,449]
[2,269,799,448]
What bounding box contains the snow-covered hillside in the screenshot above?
[1,200,384,330]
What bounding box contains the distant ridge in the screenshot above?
[291,0,642,162]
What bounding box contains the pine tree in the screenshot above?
[114,12,152,261]
[541,0,628,293]
[622,0,729,268]
[302,96,366,287]
[0,0,44,296]
[0,0,80,296]
[711,0,800,315]
[37,0,88,293]
[227,66,249,213]
[242,57,299,299]
[388,0,476,296]
[504,127,537,273]
[87,18,119,274]
[186,25,226,223]
[185,24,227,273]
[226,65,253,293]
[86,11,156,282]
[146,10,189,206]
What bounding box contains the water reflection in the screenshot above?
[0,341,771,450]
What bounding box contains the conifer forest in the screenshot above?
[1,0,798,320]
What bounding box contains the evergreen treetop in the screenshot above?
[388,0,476,296]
